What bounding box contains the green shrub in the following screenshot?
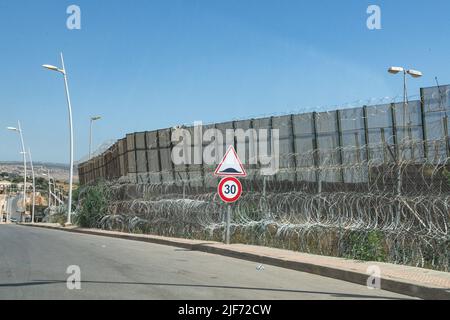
[345,230,387,262]
[49,205,68,226]
[74,181,110,228]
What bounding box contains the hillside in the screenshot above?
[0,161,79,183]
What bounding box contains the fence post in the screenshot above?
[290,114,298,185]
[390,103,401,195]
[133,133,138,184]
[443,116,449,157]
[362,106,371,189]
[169,128,176,183]
[156,130,163,184]
[143,132,150,184]
[312,112,321,193]
[269,116,277,183]
[336,110,345,183]
[419,87,428,160]
[249,119,257,187]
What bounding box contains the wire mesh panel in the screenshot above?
[366,103,394,163]
[394,100,424,161]
[233,119,255,179]
[316,111,341,184]
[75,87,450,272]
[135,132,148,183]
[422,85,450,161]
[253,117,272,183]
[145,130,161,184]
[125,133,137,183]
[202,123,220,189]
[292,113,315,185]
[272,115,295,182]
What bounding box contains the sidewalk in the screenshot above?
[20,222,450,299]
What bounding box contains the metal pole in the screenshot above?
[89,118,93,160]
[17,121,27,221]
[60,52,74,225]
[28,148,35,223]
[225,205,231,245]
[7,186,11,223]
[399,70,408,196]
[403,70,407,131]
[289,114,298,184]
[6,186,9,223]
[336,110,345,183]
[312,112,321,193]
[5,185,10,223]
[390,103,401,195]
[419,88,428,159]
[47,170,52,208]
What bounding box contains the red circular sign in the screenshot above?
[218,177,242,203]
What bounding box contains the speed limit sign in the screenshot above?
[218,177,242,203]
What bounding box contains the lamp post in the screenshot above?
[42,171,52,209]
[43,53,74,225]
[6,185,11,223]
[388,67,423,129]
[89,116,102,160]
[7,121,27,221]
[388,66,423,195]
[28,148,35,224]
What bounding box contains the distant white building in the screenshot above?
[0,181,12,192]
[16,182,33,189]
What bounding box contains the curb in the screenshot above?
[20,223,450,300]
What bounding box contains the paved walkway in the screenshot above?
[22,223,450,299]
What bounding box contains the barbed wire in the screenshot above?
[75,86,450,272]
[73,138,450,272]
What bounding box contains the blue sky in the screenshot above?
[1,0,450,163]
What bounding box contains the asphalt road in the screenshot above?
[0,224,415,300]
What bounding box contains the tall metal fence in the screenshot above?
[76,85,450,271]
[78,85,450,193]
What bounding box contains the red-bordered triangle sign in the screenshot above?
[214,145,247,177]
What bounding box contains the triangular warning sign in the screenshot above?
[214,145,247,177]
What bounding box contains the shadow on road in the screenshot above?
[0,280,411,299]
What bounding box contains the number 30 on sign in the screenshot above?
[218,177,242,203]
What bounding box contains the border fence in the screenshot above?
[79,85,450,193]
[76,85,450,271]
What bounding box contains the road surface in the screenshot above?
[0,224,415,300]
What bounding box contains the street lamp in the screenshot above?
[388,66,423,117]
[42,171,63,207]
[43,53,74,225]
[89,116,102,160]
[42,171,52,209]
[28,148,35,224]
[388,66,423,195]
[5,184,11,223]
[7,121,27,221]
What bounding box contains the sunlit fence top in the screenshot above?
[78,85,450,195]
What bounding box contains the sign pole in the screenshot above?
[215,145,246,245]
[225,205,231,245]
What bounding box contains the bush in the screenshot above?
[49,205,68,226]
[74,181,110,228]
[344,230,387,262]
